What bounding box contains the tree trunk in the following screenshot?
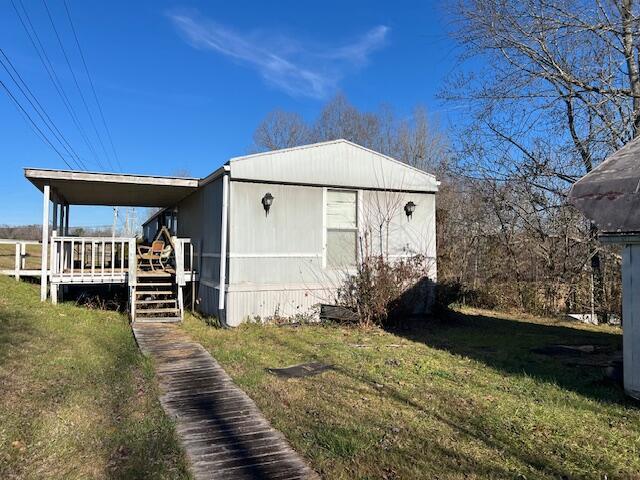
[620,0,640,136]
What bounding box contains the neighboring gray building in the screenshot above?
[569,136,640,400]
[143,139,438,326]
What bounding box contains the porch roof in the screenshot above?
[25,168,199,207]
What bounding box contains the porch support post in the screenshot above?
[52,199,58,236]
[57,202,66,302]
[63,203,69,302]
[40,184,50,301]
[50,197,59,304]
[64,204,70,235]
[59,202,64,233]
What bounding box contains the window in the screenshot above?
[326,190,357,268]
[161,210,177,235]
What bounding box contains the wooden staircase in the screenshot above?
[133,272,181,323]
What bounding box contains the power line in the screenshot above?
[63,0,122,172]
[11,0,105,170]
[0,48,87,170]
[41,0,115,171]
[12,0,101,170]
[0,78,74,169]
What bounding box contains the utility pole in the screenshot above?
[124,208,130,237]
[121,208,138,238]
[112,207,118,238]
[131,208,138,237]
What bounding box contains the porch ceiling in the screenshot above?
[25,168,199,207]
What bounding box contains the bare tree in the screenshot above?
[250,93,623,320]
[253,110,310,151]
[445,0,640,321]
[311,93,382,147]
[254,93,448,174]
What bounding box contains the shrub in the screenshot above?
[434,280,464,314]
[433,281,498,313]
[335,254,434,327]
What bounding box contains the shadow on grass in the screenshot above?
[254,326,585,478]
[387,309,632,406]
[256,330,523,478]
[253,321,638,478]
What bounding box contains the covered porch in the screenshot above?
[25,168,200,322]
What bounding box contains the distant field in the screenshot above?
[0,242,42,271]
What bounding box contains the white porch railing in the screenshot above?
[50,236,135,284]
[173,237,195,285]
[173,237,195,318]
[48,236,196,285]
[4,234,197,320]
[0,239,42,279]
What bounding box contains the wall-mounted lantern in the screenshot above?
[262,193,274,216]
[404,201,416,219]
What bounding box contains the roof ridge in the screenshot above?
[228,139,347,163]
[226,139,436,179]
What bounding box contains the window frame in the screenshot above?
[323,188,359,270]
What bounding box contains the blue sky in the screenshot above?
[0,0,456,227]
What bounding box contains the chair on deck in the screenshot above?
[137,227,175,271]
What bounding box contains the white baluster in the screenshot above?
[80,240,85,278]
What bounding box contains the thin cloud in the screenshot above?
[167,11,389,98]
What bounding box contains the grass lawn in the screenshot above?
[0,276,190,479]
[184,309,640,479]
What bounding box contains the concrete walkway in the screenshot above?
[133,323,319,480]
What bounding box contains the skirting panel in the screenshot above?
[196,282,221,320]
[226,286,336,327]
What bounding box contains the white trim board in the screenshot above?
[25,168,199,187]
[231,253,321,258]
[200,252,431,261]
[226,283,333,293]
[201,252,322,259]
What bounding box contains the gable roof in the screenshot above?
[569,136,640,234]
[227,139,438,192]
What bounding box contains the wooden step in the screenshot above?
[137,271,172,278]
[134,317,181,323]
[136,299,177,305]
[136,306,176,311]
[137,282,174,287]
[135,290,174,296]
[136,308,179,315]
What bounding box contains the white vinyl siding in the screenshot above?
[326,190,357,268]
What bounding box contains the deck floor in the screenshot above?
[133,323,318,480]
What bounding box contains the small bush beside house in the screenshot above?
[335,254,434,327]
